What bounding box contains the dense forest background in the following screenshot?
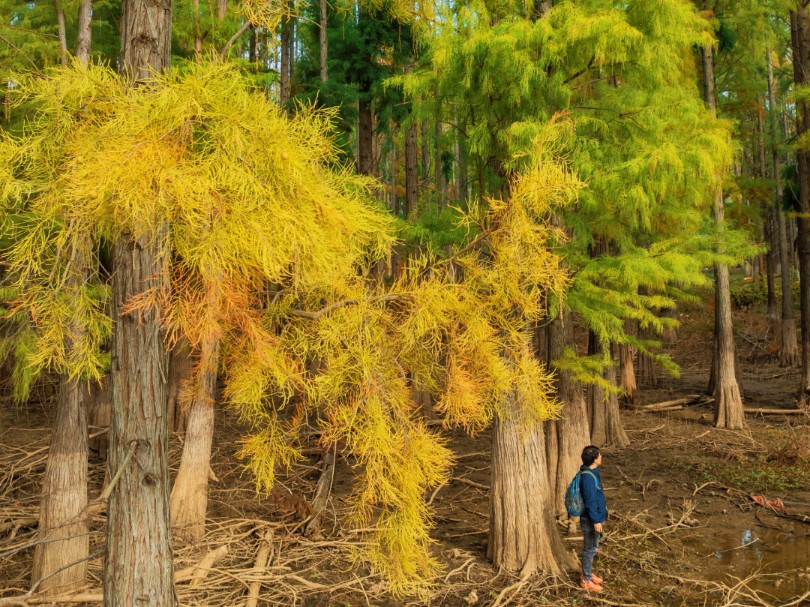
[1,0,810,605]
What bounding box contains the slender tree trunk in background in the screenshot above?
[280,14,291,106]
[167,340,193,434]
[76,0,92,65]
[769,56,799,367]
[249,26,257,64]
[544,312,589,520]
[55,0,68,65]
[106,0,175,603]
[358,88,374,176]
[759,107,778,321]
[434,91,443,205]
[405,121,419,216]
[216,0,226,21]
[455,127,466,202]
[702,38,745,428]
[489,395,570,577]
[32,380,89,594]
[619,343,636,404]
[792,9,810,406]
[421,119,430,196]
[192,0,202,53]
[87,376,111,460]
[170,334,220,543]
[586,331,606,446]
[319,0,327,82]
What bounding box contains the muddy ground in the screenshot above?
[1,298,809,607]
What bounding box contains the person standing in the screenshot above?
[579,445,607,592]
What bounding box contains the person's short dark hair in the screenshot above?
[581,445,600,466]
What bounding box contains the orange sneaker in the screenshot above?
[591,572,604,585]
[580,579,604,593]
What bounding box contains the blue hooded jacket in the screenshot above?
[579,464,607,523]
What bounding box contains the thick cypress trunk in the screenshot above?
[619,343,636,404]
[544,313,589,518]
[106,0,175,602]
[170,334,219,543]
[702,38,745,428]
[76,0,92,65]
[32,375,89,594]
[106,235,174,607]
[489,394,570,577]
[769,56,799,367]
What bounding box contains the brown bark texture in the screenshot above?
[587,335,629,447]
[170,333,220,543]
[319,0,327,82]
[119,0,171,81]
[489,396,570,578]
[55,0,68,65]
[76,0,92,65]
[87,376,111,460]
[167,340,193,434]
[32,375,89,594]
[280,14,292,106]
[768,55,799,367]
[791,8,810,405]
[544,314,590,518]
[105,234,174,607]
[702,39,745,428]
[619,343,636,404]
[759,107,778,322]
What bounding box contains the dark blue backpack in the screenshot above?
[564,469,597,517]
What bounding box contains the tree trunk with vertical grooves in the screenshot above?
[170,334,220,543]
[489,393,570,577]
[586,331,606,446]
[106,0,175,601]
[702,34,745,428]
[421,119,430,193]
[167,340,193,434]
[106,235,174,607]
[794,8,810,406]
[319,0,327,82]
[619,343,636,404]
[55,0,68,65]
[76,0,92,65]
[769,55,799,367]
[32,374,89,594]
[544,313,589,518]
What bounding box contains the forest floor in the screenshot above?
[1,294,810,607]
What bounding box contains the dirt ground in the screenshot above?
[1,298,809,607]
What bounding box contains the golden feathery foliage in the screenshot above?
[1,62,575,595]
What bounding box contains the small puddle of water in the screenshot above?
[684,523,810,601]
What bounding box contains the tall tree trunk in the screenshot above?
[769,55,799,367]
[702,35,745,428]
[433,89,443,205]
[280,13,292,106]
[249,26,257,64]
[759,106,779,322]
[106,0,175,603]
[794,8,810,405]
[489,394,570,577]
[587,334,629,448]
[76,0,92,65]
[421,119,430,194]
[358,88,374,176]
[319,0,327,82]
[87,376,111,460]
[55,0,68,66]
[32,376,89,594]
[170,334,220,543]
[544,312,589,520]
[619,343,636,404]
[32,239,91,594]
[405,120,419,216]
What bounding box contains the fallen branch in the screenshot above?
[640,394,704,409]
[245,529,274,607]
[744,408,807,416]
